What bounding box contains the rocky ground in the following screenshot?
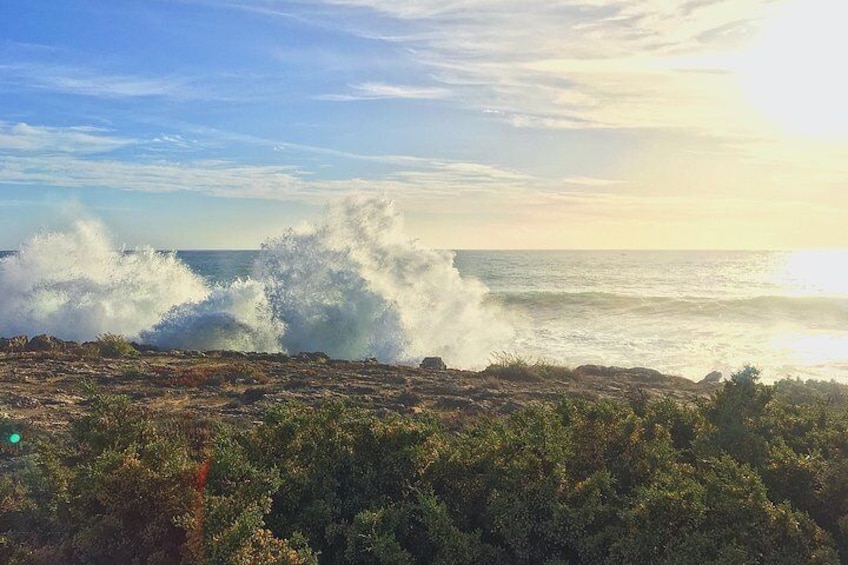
[0,336,719,434]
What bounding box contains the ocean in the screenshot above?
[170,248,848,382]
[1,199,846,382]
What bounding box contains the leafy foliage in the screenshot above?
[6,367,848,563]
[0,390,313,564]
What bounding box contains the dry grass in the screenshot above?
[482,352,576,383]
[152,362,270,387]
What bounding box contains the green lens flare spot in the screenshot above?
[8,433,21,444]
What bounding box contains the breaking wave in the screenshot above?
[0,197,511,367]
[0,221,208,341]
[495,291,848,328]
[256,196,511,365]
[140,279,283,353]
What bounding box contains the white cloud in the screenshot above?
[562,176,625,187]
[0,62,199,99]
[318,81,451,101]
[306,0,772,133]
[0,152,543,204]
[2,142,844,249]
[0,122,135,154]
[0,156,305,199]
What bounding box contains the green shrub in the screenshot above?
[94,333,138,358]
[180,432,316,565]
[611,457,838,564]
[248,402,441,562]
[5,369,848,564]
[482,352,575,382]
[5,391,315,564]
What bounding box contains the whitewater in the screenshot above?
[0,197,511,368]
[1,196,847,381]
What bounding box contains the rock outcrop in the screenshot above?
[25,335,67,353]
[0,335,28,353]
[420,357,447,370]
[700,370,723,384]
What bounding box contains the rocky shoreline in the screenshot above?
[0,334,718,433]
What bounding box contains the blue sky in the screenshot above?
[2,0,847,249]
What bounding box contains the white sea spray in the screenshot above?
[141,279,283,352]
[0,198,511,367]
[0,221,208,341]
[255,196,513,366]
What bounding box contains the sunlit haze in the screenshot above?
[735,0,848,139]
[1,0,847,250]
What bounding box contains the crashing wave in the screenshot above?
[0,197,510,367]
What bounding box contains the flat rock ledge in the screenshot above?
[0,338,719,432]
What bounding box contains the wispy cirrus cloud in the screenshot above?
[562,176,625,187]
[0,144,604,206]
[304,0,771,133]
[75,0,771,133]
[0,155,305,200]
[0,122,135,154]
[0,62,196,99]
[317,81,451,101]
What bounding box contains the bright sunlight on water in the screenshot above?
[774,249,848,297]
[764,249,848,377]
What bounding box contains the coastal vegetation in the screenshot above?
[482,352,576,382]
[3,361,848,563]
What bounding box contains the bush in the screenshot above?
[5,370,848,564]
[482,352,575,382]
[94,333,138,358]
[2,391,316,564]
[180,432,317,565]
[247,403,441,561]
[611,457,838,564]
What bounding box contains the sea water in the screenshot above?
[1,197,847,381]
[455,250,848,381]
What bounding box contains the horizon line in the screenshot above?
[3,247,846,254]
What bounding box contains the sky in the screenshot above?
[1,0,847,250]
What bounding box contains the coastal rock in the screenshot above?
[575,364,616,376]
[420,357,447,371]
[132,342,160,353]
[700,370,723,384]
[295,351,330,364]
[220,350,247,359]
[240,387,268,405]
[5,393,41,408]
[26,335,67,353]
[0,335,29,353]
[626,367,665,379]
[575,365,665,379]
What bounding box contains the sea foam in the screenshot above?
[0,197,510,366]
[141,279,283,353]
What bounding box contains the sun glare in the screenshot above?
[777,249,848,297]
[737,0,848,139]
[773,332,848,367]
